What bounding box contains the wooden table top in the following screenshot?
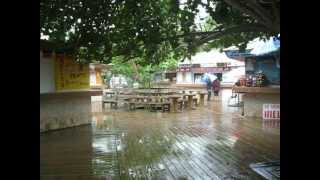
[232,86,280,94]
[165,95,183,99]
[198,92,208,95]
[182,93,197,97]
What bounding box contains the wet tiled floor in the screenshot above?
[40,89,280,180]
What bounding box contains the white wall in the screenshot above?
[40,52,55,93]
[89,64,97,86]
[222,66,245,83]
[177,72,183,83]
[186,72,193,83]
[90,72,96,85]
[176,72,193,84]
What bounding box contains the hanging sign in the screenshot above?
[224,50,254,58]
[177,67,191,72]
[55,55,90,91]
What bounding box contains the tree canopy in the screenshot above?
[40,0,279,65]
[102,54,178,88]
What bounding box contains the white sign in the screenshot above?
[263,104,280,120]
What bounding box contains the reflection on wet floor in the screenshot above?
[40,89,280,180]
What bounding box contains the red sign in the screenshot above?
[192,67,225,73]
[177,67,191,72]
[177,67,231,73]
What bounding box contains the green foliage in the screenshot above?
[106,55,178,88]
[40,0,279,65]
[101,70,112,87]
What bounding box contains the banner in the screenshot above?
[55,55,90,91]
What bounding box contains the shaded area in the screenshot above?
[40,89,280,179]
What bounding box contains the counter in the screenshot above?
[40,90,102,133]
[233,86,280,94]
[232,86,280,118]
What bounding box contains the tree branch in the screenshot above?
[223,0,271,29]
[161,27,225,42]
[245,0,274,26]
[271,0,280,31]
[190,24,272,48]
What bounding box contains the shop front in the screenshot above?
[40,50,102,132]
[230,45,280,118]
[90,63,108,89]
[233,86,280,118]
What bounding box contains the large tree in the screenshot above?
[40,0,279,64]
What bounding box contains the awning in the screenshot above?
[250,37,280,56]
[224,36,280,58]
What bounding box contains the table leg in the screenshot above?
[188,96,193,110]
[200,94,205,106]
[172,99,177,113]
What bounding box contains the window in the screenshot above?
[194,73,203,83]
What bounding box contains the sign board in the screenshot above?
[177,67,191,72]
[224,50,254,58]
[55,55,90,91]
[263,104,280,120]
[192,67,227,73]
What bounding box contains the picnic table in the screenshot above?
[182,93,197,110]
[104,91,116,98]
[198,91,208,106]
[136,91,175,96]
[166,95,183,113]
[148,87,171,92]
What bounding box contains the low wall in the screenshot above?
[40,90,102,133]
[243,93,280,118]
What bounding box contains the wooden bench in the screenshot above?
[102,99,118,109]
[180,98,188,108]
[176,98,189,111]
[148,102,171,112]
[193,97,199,107]
[123,96,150,110]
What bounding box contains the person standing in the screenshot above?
[206,80,212,101]
[212,78,221,98]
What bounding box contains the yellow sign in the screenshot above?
[55,55,89,91]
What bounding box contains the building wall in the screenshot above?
[243,93,280,118]
[40,91,101,132]
[90,70,96,85]
[95,69,102,85]
[177,66,245,85]
[246,56,280,85]
[55,55,90,91]
[90,65,105,88]
[176,72,193,84]
[40,51,102,132]
[40,52,55,93]
[176,72,183,83]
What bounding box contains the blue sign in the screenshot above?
[224,50,254,58]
